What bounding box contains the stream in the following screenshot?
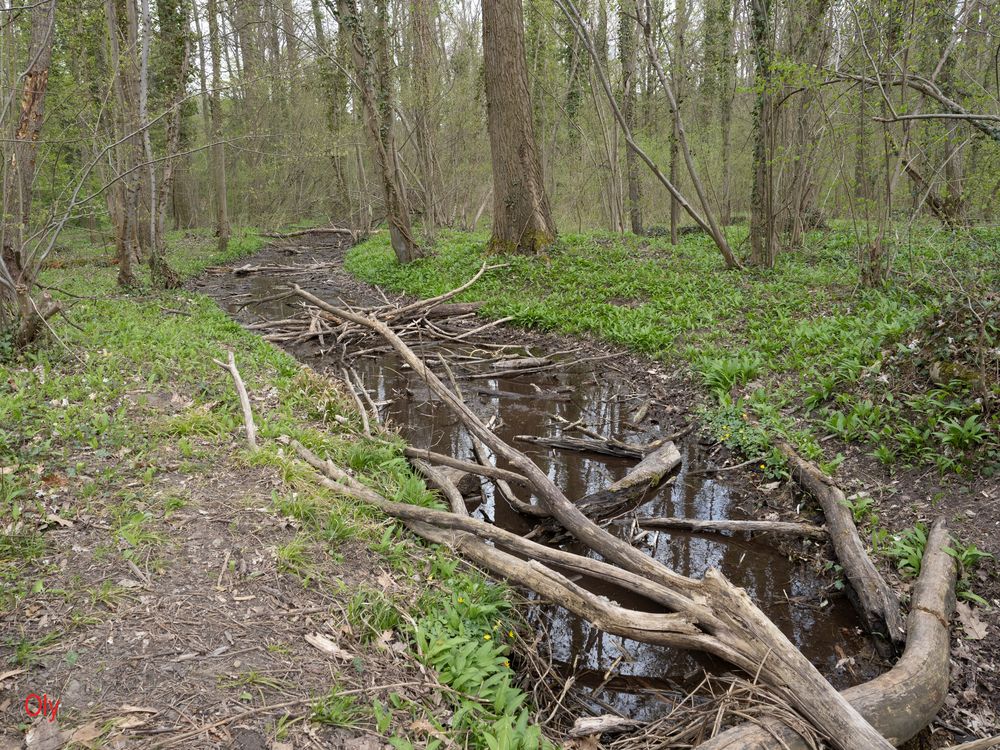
[194,235,876,720]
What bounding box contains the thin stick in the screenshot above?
[212,351,257,450]
[340,368,371,436]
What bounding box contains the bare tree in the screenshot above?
[482,0,557,254]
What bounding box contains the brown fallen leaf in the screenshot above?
[68,721,103,747]
[0,668,27,684]
[956,602,988,640]
[25,720,69,750]
[304,632,355,660]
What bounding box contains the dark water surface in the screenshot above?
[196,248,875,719]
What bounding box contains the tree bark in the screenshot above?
[410,0,441,229]
[482,0,557,254]
[334,0,422,263]
[151,0,189,287]
[749,0,777,268]
[106,0,145,287]
[206,0,231,251]
[619,1,642,235]
[0,0,56,311]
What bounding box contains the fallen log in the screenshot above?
[608,441,681,492]
[778,440,905,655]
[262,225,356,239]
[636,517,827,539]
[697,518,957,750]
[405,301,485,320]
[514,434,645,458]
[292,285,899,750]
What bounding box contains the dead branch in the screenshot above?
[212,350,257,450]
[514,434,645,458]
[412,459,469,516]
[402,446,531,487]
[608,441,681,492]
[778,440,904,655]
[635,517,827,539]
[698,518,957,750]
[290,284,897,750]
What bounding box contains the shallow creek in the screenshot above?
[195,239,875,719]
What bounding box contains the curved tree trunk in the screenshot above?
[482,0,557,255]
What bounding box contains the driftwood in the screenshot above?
[698,518,957,750]
[212,351,257,450]
[636,517,828,539]
[608,441,681,492]
[945,737,1000,750]
[291,285,899,750]
[778,440,905,655]
[514,434,645,459]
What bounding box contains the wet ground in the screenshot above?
[192,233,879,719]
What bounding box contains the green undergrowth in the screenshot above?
[1,226,548,746]
[347,225,999,478]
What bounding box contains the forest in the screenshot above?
[1,0,998,748]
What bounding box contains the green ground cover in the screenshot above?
[347,225,999,478]
[1,227,548,749]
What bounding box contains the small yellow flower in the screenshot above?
[759,464,765,469]
[508,630,515,638]
[503,660,510,668]
[457,597,464,603]
[483,633,492,641]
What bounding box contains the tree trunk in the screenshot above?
[411,0,440,230]
[1,0,56,297]
[206,0,231,251]
[106,0,145,287]
[482,0,557,255]
[748,0,777,268]
[619,1,642,235]
[151,0,190,287]
[669,0,687,243]
[335,0,422,263]
[0,0,57,345]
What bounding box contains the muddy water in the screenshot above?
[196,246,875,719]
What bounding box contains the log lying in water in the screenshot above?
[636,517,827,539]
[292,284,901,750]
[778,440,905,655]
[698,518,957,750]
[514,434,645,458]
[608,441,681,491]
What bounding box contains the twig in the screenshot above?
[212,351,258,450]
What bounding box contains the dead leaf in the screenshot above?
[304,632,354,660]
[69,721,103,746]
[0,466,16,476]
[45,514,74,528]
[376,572,395,589]
[956,602,988,640]
[25,720,69,750]
[0,668,27,684]
[374,629,395,651]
